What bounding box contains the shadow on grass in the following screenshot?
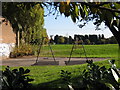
[29,77,86,90]
[29,59,119,90]
[29,76,109,90]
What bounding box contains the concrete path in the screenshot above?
[1,56,110,66]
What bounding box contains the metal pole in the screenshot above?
[80,37,88,60]
[36,37,44,63]
[48,42,56,63]
[67,43,75,65]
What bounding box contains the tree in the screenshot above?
[101,39,106,44]
[69,36,73,44]
[85,39,91,45]
[46,2,120,59]
[3,2,120,45]
[45,2,120,43]
[49,35,54,44]
[2,2,120,59]
[2,2,47,46]
[64,36,69,44]
[89,35,98,44]
[22,4,47,45]
[101,34,105,39]
[98,34,101,40]
[54,35,59,44]
[109,36,118,44]
[58,36,65,44]
[85,35,89,39]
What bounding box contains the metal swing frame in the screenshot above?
[35,36,88,65]
[65,37,88,65]
[35,37,56,64]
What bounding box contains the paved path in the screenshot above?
[1,56,110,66]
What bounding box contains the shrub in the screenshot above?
[10,44,34,58]
[60,60,120,90]
[60,70,71,84]
[1,66,34,90]
[82,60,120,89]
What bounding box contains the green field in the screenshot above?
[2,59,120,89]
[2,44,120,89]
[34,44,119,58]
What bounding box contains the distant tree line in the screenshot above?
[49,34,118,45]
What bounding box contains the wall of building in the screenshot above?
[0,18,16,43]
[0,43,15,58]
[0,18,16,59]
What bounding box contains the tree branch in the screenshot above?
[105,18,120,44]
[82,2,120,13]
[112,12,120,19]
[99,6,120,13]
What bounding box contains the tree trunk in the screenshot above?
[15,30,20,47]
[105,21,120,65]
[110,29,120,65]
[18,30,20,46]
[104,18,120,67]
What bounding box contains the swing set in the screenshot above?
[35,36,88,65]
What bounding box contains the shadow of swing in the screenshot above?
[31,61,59,66]
[31,60,87,66]
[65,60,86,65]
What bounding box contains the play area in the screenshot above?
[33,37,89,66]
[2,56,108,66]
[2,37,110,66]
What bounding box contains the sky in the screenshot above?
[44,10,113,38]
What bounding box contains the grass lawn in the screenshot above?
[2,44,119,89]
[2,58,120,89]
[34,44,119,58]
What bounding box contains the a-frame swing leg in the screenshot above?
[81,43,88,60]
[66,43,75,65]
[36,37,56,64]
[48,42,57,64]
[66,37,88,65]
[35,37,44,63]
[80,37,88,61]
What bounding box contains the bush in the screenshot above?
[82,60,120,89]
[10,44,34,58]
[60,60,120,90]
[1,66,34,90]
